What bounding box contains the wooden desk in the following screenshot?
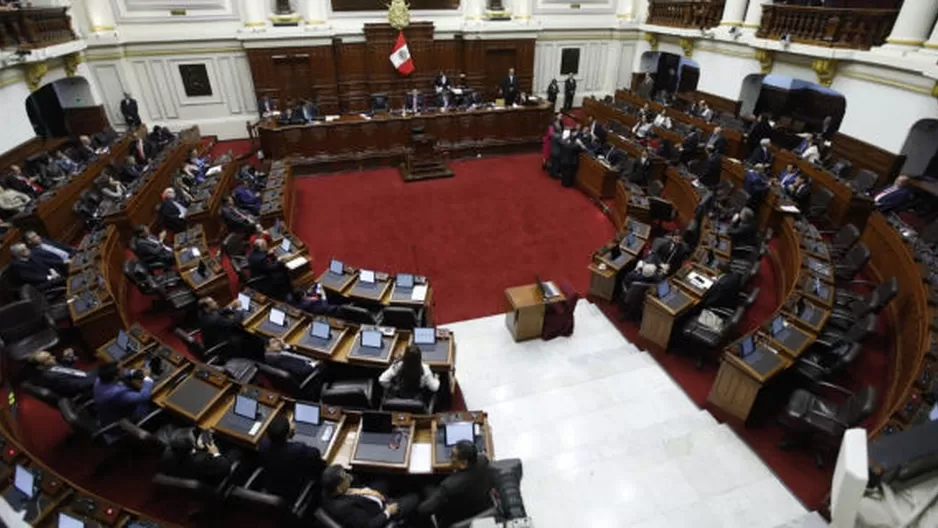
[184,160,237,244]
[65,225,129,351]
[709,343,792,422]
[259,161,296,231]
[576,153,617,200]
[0,227,20,271]
[504,283,565,342]
[202,387,284,448]
[155,367,231,423]
[639,283,696,349]
[173,225,233,305]
[316,266,434,323]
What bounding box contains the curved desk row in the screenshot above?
[183,158,237,245]
[258,161,295,231]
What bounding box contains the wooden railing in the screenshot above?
[647,0,725,30]
[757,5,897,50]
[0,7,77,50]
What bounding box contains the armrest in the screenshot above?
[243,466,264,490]
[172,327,198,344]
[43,313,57,328]
[90,419,125,441]
[217,459,243,496]
[292,478,317,516]
[137,408,164,428]
[811,380,853,397]
[203,341,231,361]
[846,279,879,289]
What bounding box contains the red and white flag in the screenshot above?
[389,31,415,76]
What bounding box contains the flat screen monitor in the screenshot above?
[656,281,670,299]
[237,292,251,311]
[414,327,435,345]
[359,269,375,284]
[626,233,635,247]
[273,218,281,234]
[234,394,258,420]
[280,238,292,253]
[444,422,475,446]
[329,259,344,275]
[268,308,286,327]
[295,402,321,426]
[771,317,785,336]
[362,412,393,433]
[739,335,755,358]
[360,330,382,349]
[801,303,815,321]
[14,465,34,499]
[58,513,85,528]
[396,273,414,289]
[116,329,129,351]
[310,320,331,340]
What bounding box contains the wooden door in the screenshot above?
[485,48,516,100]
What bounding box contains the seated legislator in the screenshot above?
[76,135,97,163]
[233,181,262,216]
[743,164,770,210]
[405,88,424,113]
[782,173,812,209]
[96,175,126,204]
[131,133,152,165]
[120,155,143,183]
[747,138,773,166]
[259,415,325,502]
[437,88,454,110]
[417,441,494,528]
[378,344,441,399]
[26,349,96,398]
[778,164,799,189]
[264,337,316,380]
[93,361,154,430]
[678,127,702,164]
[299,99,319,123]
[198,297,250,360]
[23,229,73,273]
[631,115,654,140]
[158,187,188,232]
[629,149,653,187]
[800,137,822,164]
[705,127,726,155]
[653,109,672,129]
[434,70,450,93]
[131,225,175,270]
[874,175,915,214]
[35,153,66,188]
[648,230,689,272]
[321,465,420,528]
[290,284,339,316]
[248,238,292,299]
[5,165,43,197]
[54,151,80,175]
[727,207,758,247]
[258,94,277,118]
[9,243,64,291]
[221,195,259,235]
[697,101,714,122]
[161,428,233,486]
[586,116,607,145]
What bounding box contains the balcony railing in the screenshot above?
[757,5,897,50]
[647,1,725,30]
[0,8,77,51]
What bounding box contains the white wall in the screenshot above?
[534,36,637,107]
[0,81,38,153]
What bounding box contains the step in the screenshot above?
[773,511,828,528]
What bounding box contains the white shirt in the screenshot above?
[801,145,820,163]
[653,115,672,129]
[378,361,440,392]
[172,200,188,217]
[40,242,70,261]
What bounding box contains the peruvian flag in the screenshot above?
[389,31,415,76]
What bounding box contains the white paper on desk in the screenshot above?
[325,115,340,122]
[411,285,428,302]
[285,256,308,270]
[779,204,801,214]
[451,88,463,95]
[249,422,262,436]
[191,247,201,257]
[359,113,371,120]
[408,443,432,474]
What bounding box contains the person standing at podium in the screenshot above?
[406,88,424,113]
[434,71,449,93]
[563,73,577,112]
[501,68,519,106]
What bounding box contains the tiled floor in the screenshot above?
[448,300,809,528]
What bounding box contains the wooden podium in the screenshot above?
[638,284,694,349]
[576,153,617,200]
[504,283,566,342]
[400,126,453,182]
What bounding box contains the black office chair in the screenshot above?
[221,234,250,284]
[682,306,745,369]
[256,361,324,400]
[20,380,64,408]
[172,328,258,384]
[732,228,772,261]
[381,389,437,415]
[152,459,243,520]
[124,259,198,313]
[228,467,317,524]
[338,305,382,325]
[19,284,70,328]
[717,188,750,220]
[827,277,897,331]
[813,313,877,352]
[128,237,170,273]
[649,197,676,223]
[647,179,663,198]
[57,397,134,447]
[448,492,500,528]
[619,281,654,321]
[834,243,871,282]
[778,383,876,468]
[806,187,835,223]
[0,299,59,362]
[321,379,376,409]
[312,508,344,528]
[794,342,863,382]
[828,158,852,179]
[824,223,861,261]
[380,306,423,330]
[851,169,878,194]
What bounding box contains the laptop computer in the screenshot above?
[268,308,286,327]
[444,422,474,446]
[771,317,785,337]
[234,394,258,420]
[414,327,435,346]
[310,320,331,340]
[114,329,138,358]
[280,238,292,253]
[329,259,344,275]
[237,292,251,312]
[396,273,415,289]
[295,402,321,427]
[360,329,383,349]
[800,302,816,322]
[359,270,376,284]
[738,335,755,358]
[657,281,671,300]
[58,512,84,528]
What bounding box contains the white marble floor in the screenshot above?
[447,300,810,528]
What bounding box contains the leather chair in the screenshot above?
[732,228,772,261]
[0,299,59,362]
[380,306,422,330]
[256,361,324,400]
[57,397,131,447]
[778,383,877,468]
[807,187,835,223]
[20,380,63,408]
[619,281,654,321]
[221,234,250,284]
[827,277,897,331]
[129,237,169,273]
[381,390,437,415]
[490,458,526,520]
[716,188,750,220]
[794,342,862,382]
[321,379,375,409]
[851,169,878,194]
[117,411,173,454]
[152,459,243,518]
[834,243,871,282]
[338,305,382,326]
[814,313,877,352]
[244,275,276,298]
[647,179,663,198]
[824,223,861,261]
[124,259,197,313]
[682,306,744,369]
[19,284,69,327]
[173,328,258,384]
[312,508,344,528]
[228,467,317,524]
[542,280,579,340]
[449,493,499,528]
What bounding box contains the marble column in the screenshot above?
[84,0,116,33]
[883,0,938,49]
[241,0,268,28]
[303,0,329,25]
[513,0,532,22]
[742,0,768,30]
[465,0,486,21]
[719,0,749,27]
[616,0,634,23]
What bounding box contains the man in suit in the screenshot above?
[264,337,317,380]
[9,243,63,291]
[746,113,773,152]
[700,271,743,310]
[158,187,187,232]
[678,127,701,164]
[299,99,318,123]
[747,138,773,166]
[629,149,653,187]
[233,181,262,216]
[705,126,726,154]
[648,230,689,272]
[5,165,43,197]
[131,225,174,270]
[743,164,770,210]
[27,349,96,398]
[291,284,338,316]
[54,151,79,175]
[23,230,73,274]
[559,129,581,187]
[699,145,722,189]
[563,72,576,112]
[221,196,259,234]
[198,297,251,360]
[586,117,606,146]
[501,68,519,106]
[418,441,494,528]
[131,133,151,165]
[76,135,97,163]
[874,175,915,214]
[727,207,758,247]
[161,428,233,486]
[434,71,449,93]
[120,155,143,183]
[783,173,812,209]
[0,184,31,217]
[120,93,141,128]
[406,88,424,113]
[321,465,420,528]
[93,361,154,431]
[248,238,292,299]
[258,95,276,118]
[696,100,714,122]
[259,414,325,503]
[549,124,564,179]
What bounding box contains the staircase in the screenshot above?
[400,159,454,182]
[773,511,828,527]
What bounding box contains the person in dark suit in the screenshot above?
[131,225,174,270]
[248,238,292,298]
[743,164,770,210]
[546,78,559,110]
[874,175,915,214]
[290,285,338,316]
[321,465,420,528]
[747,138,773,167]
[746,113,772,152]
[549,123,564,179]
[120,155,143,183]
[699,146,722,189]
[221,196,259,235]
[648,230,689,272]
[434,71,449,93]
[727,207,758,247]
[783,174,812,210]
[563,73,576,112]
[76,136,97,163]
[198,297,250,360]
[264,337,316,380]
[120,93,141,128]
[418,441,493,527]
[9,243,64,291]
[233,181,262,216]
[700,272,743,309]
[586,117,606,146]
[158,187,187,232]
[258,95,276,118]
[405,88,424,113]
[23,230,73,274]
[437,88,454,110]
[501,68,519,106]
[160,428,232,486]
[705,126,726,154]
[5,165,43,197]
[26,349,96,397]
[259,414,325,503]
[299,99,318,123]
[559,130,581,187]
[93,361,153,431]
[678,127,701,164]
[629,149,653,187]
[131,134,151,165]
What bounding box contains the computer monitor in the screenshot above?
[359,270,375,284]
[273,218,281,234]
[801,302,815,321]
[268,308,286,327]
[310,320,331,340]
[626,233,635,247]
[396,273,415,289]
[656,281,670,299]
[739,335,755,358]
[329,259,344,274]
[771,317,785,336]
[360,330,382,349]
[14,465,34,499]
[444,421,475,446]
[280,238,292,253]
[414,327,435,345]
[295,402,321,426]
[234,394,258,420]
[362,411,393,433]
[58,513,85,528]
[237,292,251,311]
[116,329,129,351]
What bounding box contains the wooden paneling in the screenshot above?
[332,0,458,10]
[0,136,69,172]
[695,90,741,117]
[63,106,109,137]
[830,132,906,188]
[247,23,535,116]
